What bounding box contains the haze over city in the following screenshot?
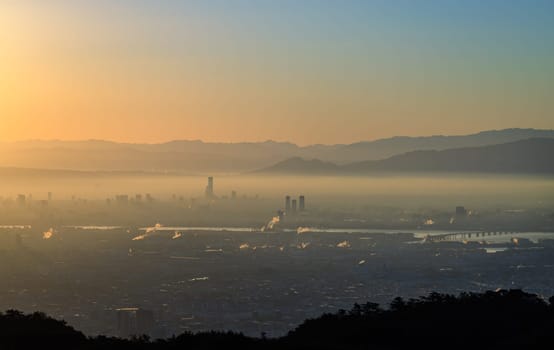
[1,1,554,349]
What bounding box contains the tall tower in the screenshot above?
[285,195,291,211]
[299,195,305,211]
[291,199,297,214]
[205,177,214,198]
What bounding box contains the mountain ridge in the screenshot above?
[256,138,554,175]
[1,129,553,172]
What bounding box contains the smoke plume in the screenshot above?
[43,228,55,240]
[132,223,164,240]
[261,216,280,232]
[337,240,351,248]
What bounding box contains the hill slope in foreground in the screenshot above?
[2,289,554,349]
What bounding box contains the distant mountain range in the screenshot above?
[256,138,554,175]
[0,128,553,173]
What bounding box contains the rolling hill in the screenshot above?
[256,138,554,175]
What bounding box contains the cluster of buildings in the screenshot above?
[116,308,155,338]
[12,193,52,207]
[111,193,154,205]
[203,177,248,201]
[285,195,305,214]
[274,195,308,224]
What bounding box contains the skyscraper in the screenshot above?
[285,195,291,211]
[116,307,155,338]
[456,206,468,217]
[16,194,26,206]
[299,195,305,211]
[291,199,297,214]
[205,177,214,198]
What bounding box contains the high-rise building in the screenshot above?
[16,194,26,206]
[48,192,53,201]
[291,199,297,213]
[231,191,237,200]
[116,308,155,338]
[299,195,305,211]
[456,206,467,217]
[205,177,214,198]
[285,195,291,211]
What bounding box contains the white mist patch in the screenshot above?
[189,277,209,282]
[261,216,280,232]
[204,248,223,253]
[65,226,122,230]
[132,223,164,240]
[43,228,55,240]
[297,227,313,234]
[172,232,182,240]
[0,225,32,230]
[239,243,250,250]
[424,219,435,226]
[337,240,351,248]
[145,223,163,233]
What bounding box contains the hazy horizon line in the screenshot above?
[1,127,551,148]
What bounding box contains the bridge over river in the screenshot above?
[423,231,520,243]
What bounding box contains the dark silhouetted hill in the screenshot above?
[258,138,554,175]
[336,128,554,163]
[0,310,87,349]
[283,289,554,349]
[1,290,553,349]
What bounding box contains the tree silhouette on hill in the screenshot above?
[1,290,553,349]
[284,289,554,349]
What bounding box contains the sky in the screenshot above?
[1,0,553,145]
